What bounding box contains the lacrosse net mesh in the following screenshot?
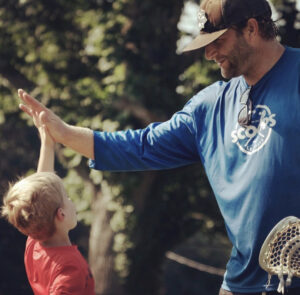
[259,216,300,294]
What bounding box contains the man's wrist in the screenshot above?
[58,122,72,145]
[61,124,94,159]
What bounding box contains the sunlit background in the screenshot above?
[0,1,299,294]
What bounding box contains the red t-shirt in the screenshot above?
[24,237,95,294]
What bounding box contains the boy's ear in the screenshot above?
[56,208,65,221]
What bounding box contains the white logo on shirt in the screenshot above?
[231,105,276,155]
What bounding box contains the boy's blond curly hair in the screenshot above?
[1,172,65,241]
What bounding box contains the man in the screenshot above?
[18,0,300,294]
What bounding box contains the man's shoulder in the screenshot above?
[285,46,300,55]
[185,78,242,111]
[274,46,300,78]
[186,81,224,108]
[283,46,300,62]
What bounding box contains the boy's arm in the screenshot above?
[32,111,55,172]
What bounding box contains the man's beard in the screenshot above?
[220,36,254,79]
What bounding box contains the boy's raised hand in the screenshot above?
[30,108,55,172]
[32,110,55,149]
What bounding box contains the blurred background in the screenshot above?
[0,0,299,294]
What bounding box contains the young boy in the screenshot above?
[1,110,95,294]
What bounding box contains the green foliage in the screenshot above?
[0,0,299,294]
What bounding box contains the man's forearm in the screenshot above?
[62,124,94,160]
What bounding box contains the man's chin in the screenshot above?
[220,68,239,79]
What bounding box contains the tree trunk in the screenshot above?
[89,181,124,295]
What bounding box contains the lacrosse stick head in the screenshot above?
[259,216,300,293]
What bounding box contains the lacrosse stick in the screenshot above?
[259,216,300,294]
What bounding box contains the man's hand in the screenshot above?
[18,89,68,144]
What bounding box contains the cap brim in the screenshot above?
[182,29,228,52]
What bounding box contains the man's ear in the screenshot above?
[244,18,259,40]
[56,208,65,221]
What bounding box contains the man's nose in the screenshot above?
[205,43,216,61]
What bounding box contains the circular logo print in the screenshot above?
[231,105,276,155]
